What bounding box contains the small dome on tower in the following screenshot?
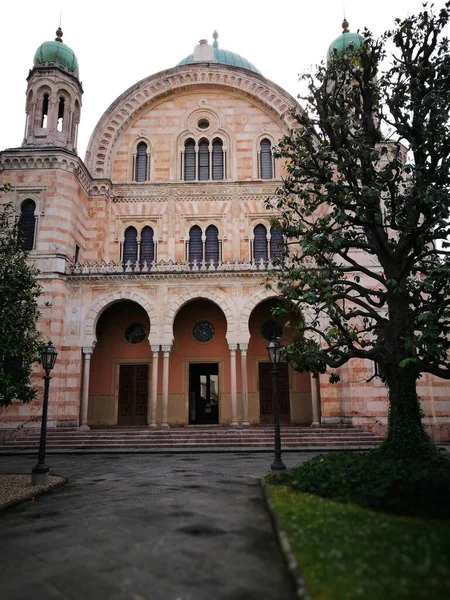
[327,19,364,62]
[33,27,79,77]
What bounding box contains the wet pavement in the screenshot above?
[0,452,318,600]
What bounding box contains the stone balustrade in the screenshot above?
[68,257,287,276]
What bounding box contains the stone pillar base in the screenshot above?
[241,421,250,427]
[79,425,90,431]
[310,421,321,429]
[230,421,239,427]
[160,423,170,429]
[148,423,158,428]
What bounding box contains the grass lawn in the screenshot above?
[267,484,450,600]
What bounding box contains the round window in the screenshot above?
[198,119,210,130]
[261,320,283,342]
[125,323,146,344]
[193,321,215,343]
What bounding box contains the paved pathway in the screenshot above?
[0,452,317,600]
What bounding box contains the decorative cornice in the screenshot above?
[0,148,112,198]
[111,180,279,201]
[85,63,302,177]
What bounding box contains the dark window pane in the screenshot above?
[270,225,283,259]
[212,139,224,180]
[20,199,36,251]
[184,139,196,181]
[41,94,49,128]
[254,224,268,262]
[140,226,154,263]
[198,140,210,181]
[135,142,148,182]
[123,227,138,263]
[260,139,273,179]
[205,225,219,265]
[189,225,203,264]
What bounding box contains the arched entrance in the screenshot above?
[171,299,228,425]
[248,298,312,425]
[88,301,152,426]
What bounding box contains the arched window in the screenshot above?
[123,227,138,264]
[253,224,268,263]
[205,225,219,265]
[198,139,210,181]
[212,139,224,180]
[270,225,283,260]
[57,97,65,132]
[135,142,148,182]
[20,200,36,251]
[41,93,49,128]
[189,225,203,264]
[260,139,273,179]
[140,226,155,264]
[184,139,196,181]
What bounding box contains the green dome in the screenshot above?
[327,22,364,62]
[33,29,79,77]
[177,32,261,75]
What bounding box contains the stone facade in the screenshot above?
[0,35,449,441]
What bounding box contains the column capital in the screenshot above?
[161,344,172,353]
[82,346,94,356]
[228,343,238,352]
[239,343,248,352]
[151,345,160,353]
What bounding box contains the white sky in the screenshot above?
[0,0,437,160]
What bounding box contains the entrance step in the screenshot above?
[0,426,384,453]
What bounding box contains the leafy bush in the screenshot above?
[268,450,450,519]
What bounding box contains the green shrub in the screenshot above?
[268,450,450,519]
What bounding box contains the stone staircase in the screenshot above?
[0,426,384,453]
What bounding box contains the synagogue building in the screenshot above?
[1,26,448,441]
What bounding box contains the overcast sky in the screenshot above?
[0,0,439,160]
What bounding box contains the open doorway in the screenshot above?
[189,363,219,424]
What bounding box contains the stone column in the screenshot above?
[240,343,250,426]
[229,343,238,426]
[310,372,321,428]
[30,102,37,136]
[80,347,93,430]
[150,345,160,427]
[161,345,172,428]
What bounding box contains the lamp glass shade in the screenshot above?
[41,341,58,371]
[267,337,281,365]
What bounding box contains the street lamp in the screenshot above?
[267,336,286,471]
[31,341,58,485]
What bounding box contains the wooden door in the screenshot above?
[118,364,148,426]
[259,362,291,424]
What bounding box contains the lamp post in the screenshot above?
[31,341,58,486]
[267,336,286,471]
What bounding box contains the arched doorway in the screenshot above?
[88,301,151,426]
[248,298,312,425]
[171,299,228,425]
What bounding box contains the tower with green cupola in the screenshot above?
[327,19,365,62]
[23,27,83,152]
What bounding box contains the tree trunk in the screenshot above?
[383,366,435,458]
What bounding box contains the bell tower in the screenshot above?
[23,27,83,153]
